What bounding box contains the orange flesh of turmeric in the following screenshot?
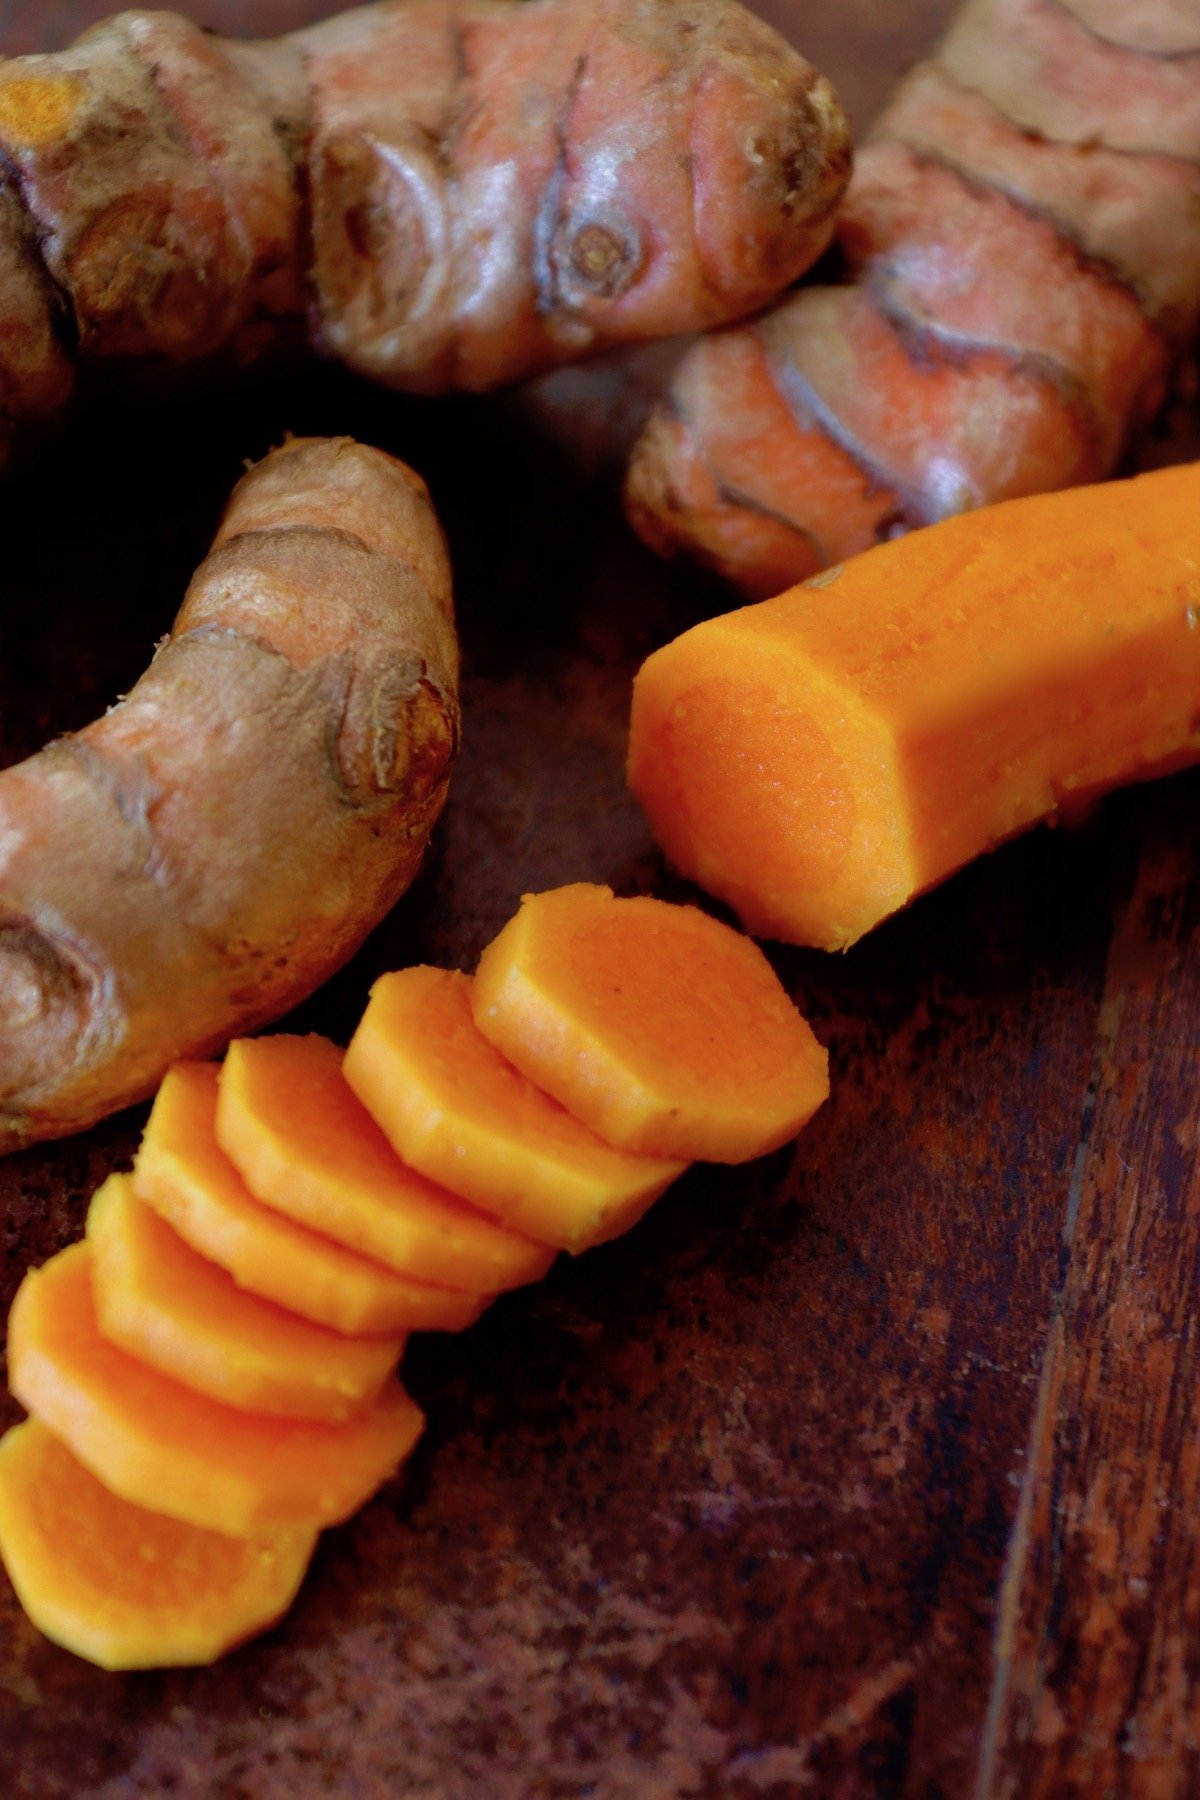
[628,462,1200,950]
[216,1035,556,1292]
[0,1419,317,1671]
[344,968,687,1253]
[134,1063,488,1337]
[0,73,87,144]
[7,1243,424,1534]
[87,1175,405,1424]
[472,885,830,1162]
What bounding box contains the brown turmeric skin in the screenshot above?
[0,437,460,1151]
[625,0,1200,596]
[0,0,850,467]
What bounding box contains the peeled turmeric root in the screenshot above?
[7,1243,425,1534]
[0,437,459,1153]
[134,1063,486,1337]
[0,0,849,468]
[473,884,829,1161]
[627,461,1200,950]
[626,0,1200,594]
[0,1420,317,1671]
[345,967,687,1251]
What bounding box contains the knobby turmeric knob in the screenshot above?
[0,0,849,445]
[0,921,96,1132]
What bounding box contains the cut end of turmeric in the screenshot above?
[344,968,686,1252]
[472,885,830,1163]
[627,606,914,949]
[0,1419,317,1671]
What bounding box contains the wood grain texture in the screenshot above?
[980,788,1200,1800]
[0,2,1198,1796]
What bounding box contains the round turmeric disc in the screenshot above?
[0,1418,317,1670]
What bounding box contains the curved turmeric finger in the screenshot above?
[0,437,459,1150]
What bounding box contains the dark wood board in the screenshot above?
[1,3,1198,1795]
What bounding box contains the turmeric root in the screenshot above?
[627,461,1200,949]
[0,436,459,1152]
[0,1420,318,1672]
[472,884,830,1161]
[0,0,849,465]
[625,0,1200,595]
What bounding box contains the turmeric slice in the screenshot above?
[7,1243,424,1534]
[87,1175,405,1424]
[627,461,1200,951]
[344,969,687,1252]
[134,1063,488,1337]
[0,1420,317,1671]
[216,1036,556,1292]
[473,885,830,1162]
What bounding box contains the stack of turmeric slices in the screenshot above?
[0,885,829,1670]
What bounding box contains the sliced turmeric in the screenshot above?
[216,1036,556,1292]
[7,1243,424,1534]
[627,461,1200,951]
[0,1419,317,1671]
[473,885,830,1162]
[134,1062,488,1337]
[344,968,687,1252]
[87,1175,405,1424]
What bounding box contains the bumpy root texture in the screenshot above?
[88,1175,407,1423]
[7,1241,425,1534]
[472,884,830,1162]
[626,0,1200,595]
[627,461,1200,950]
[0,1420,318,1672]
[0,0,849,440]
[215,1035,556,1293]
[0,437,460,1152]
[133,1063,487,1337]
[344,967,686,1252]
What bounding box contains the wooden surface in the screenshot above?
[1,2,1198,1795]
